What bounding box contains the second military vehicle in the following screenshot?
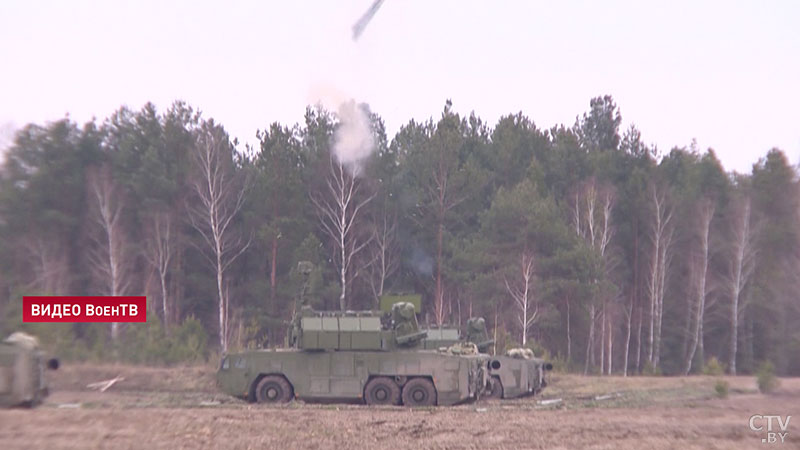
[217,302,488,406]
[0,332,59,408]
[424,317,552,399]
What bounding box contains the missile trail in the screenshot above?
[352,0,386,41]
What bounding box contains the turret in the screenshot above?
[465,317,495,353]
[288,301,428,351]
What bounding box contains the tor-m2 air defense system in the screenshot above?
[424,317,552,399]
[0,332,59,407]
[217,302,488,406]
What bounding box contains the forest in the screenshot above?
[0,96,797,376]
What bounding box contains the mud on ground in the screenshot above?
[0,364,797,449]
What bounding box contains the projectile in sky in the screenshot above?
[352,0,386,41]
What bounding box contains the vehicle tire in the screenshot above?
[254,375,293,403]
[401,377,437,407]
[364,377,401,406]
[487,376,503,399]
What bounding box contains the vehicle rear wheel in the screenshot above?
[401,377,436,407]
[364,377,401,405]
[255,375,293,403]
[487,375,503,399]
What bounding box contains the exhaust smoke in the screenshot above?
[333,100,374,175]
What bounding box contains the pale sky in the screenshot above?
[1,0,798,173]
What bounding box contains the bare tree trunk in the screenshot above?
[727,196,757,375]
[607,311,613,375]
[630,217,639,376]
[646,185,674,370]
[566,294,572,366]
[144,212,172,329]
[624,294,632,376]
[698,318,704,367]
[88,169,132,341]
[573,179,616,375]
[172,238,184,326]
[188,127,250,353]
[683,200,714,375]
[311,157,374,311]
[367,207,399,306]
[647,233,657,366]
[745,308,754,372]
[635,300,643,373]
[600,303,606,375]
[435,217,444,325]
[584,304,596,375]
[504,250,537,346]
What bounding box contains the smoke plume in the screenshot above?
[333,100,374,175]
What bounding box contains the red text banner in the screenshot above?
[22,296,147,323]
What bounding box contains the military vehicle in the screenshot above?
[217,302,488,406]
[424,317,552,399]
[0,332,59,407]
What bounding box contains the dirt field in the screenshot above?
[1,364,798,450]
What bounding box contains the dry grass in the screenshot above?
[0,364,797,449]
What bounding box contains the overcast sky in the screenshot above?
[1,0,798,173]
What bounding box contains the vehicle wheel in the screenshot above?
[487,376,503,399]
[255,375,293,403]
[401,377,436,407]
[364,377,401,405]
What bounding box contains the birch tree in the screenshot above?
[573,179,615,374]
[646,184,674,369]
[725,195,757,374]
[623,293,633,376]
[88,168,133,341]
[311,157,374,310]
[682,198,714,374]
[366,206,400,304]
[143,211,173,328]
[188,125,250,352]
[504,250,538,346]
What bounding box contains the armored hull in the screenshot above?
[424,318,552,399]
[217,302,488,407]
[218,348,487,406]
[0,333,58,407]
[485,355,549,399]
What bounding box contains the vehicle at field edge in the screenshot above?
[217,302,488,407]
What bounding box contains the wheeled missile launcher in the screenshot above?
[0,332,59,407]
[217,302,488,406]
[424,317,552,399]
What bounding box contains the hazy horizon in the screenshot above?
[1,0,798,173]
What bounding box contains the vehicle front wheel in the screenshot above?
[364,377,401,405]
[401,378,436,407]
[254,375,293,403]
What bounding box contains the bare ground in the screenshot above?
[0,364,798,450]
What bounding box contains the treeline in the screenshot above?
[0,97,798,375]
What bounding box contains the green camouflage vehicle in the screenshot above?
[424,317,552,399]
[217,302,488,407]
[0,332,59,407]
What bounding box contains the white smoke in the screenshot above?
[333,100,374,175]
[308,84,376,175]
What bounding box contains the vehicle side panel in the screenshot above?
[218,350,485,406]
